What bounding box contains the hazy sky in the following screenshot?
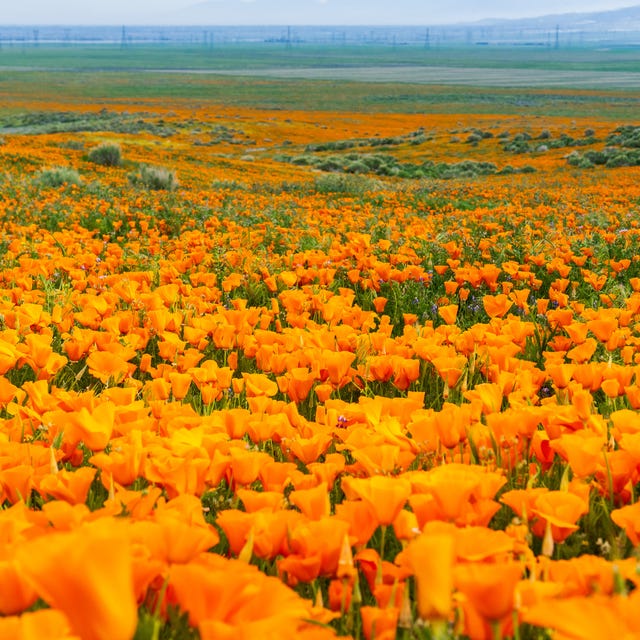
[2,0,638,26]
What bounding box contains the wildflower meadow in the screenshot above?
[1,50,640,640]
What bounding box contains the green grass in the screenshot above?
[1,70,639,119]
[3,43,640,72]
[1,43,640,117]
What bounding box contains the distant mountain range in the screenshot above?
[162,0,640,31]
[170,1,640,31]
[472,4,640,31]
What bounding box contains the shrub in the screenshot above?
[316,159,343,172]
[606,153,632,168]
[314,173,372,195]
[59,140,85,151]
[87,142,122,167]
[129,164,178,191]
[584,150,608,165]
[35,166,82,188]
[345,160,370,174]
[577,157,595,169]
[291,155,315,166]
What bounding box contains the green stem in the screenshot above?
[602,450,615,509]
[151,618,161,640]
[512,610,521,640]
[431,620,448,640]
[379,524,387,559]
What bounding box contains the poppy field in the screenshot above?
[2,65,640,640]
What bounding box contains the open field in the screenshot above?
[3,43,640,73]
[208,65,640,89]
[1,43,640,639]
[1,43,640,118]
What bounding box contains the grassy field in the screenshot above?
[1,43,640,118]
[3,43,640,72]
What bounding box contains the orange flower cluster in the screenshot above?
[1,99,640,639]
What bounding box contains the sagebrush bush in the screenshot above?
[87,142,122,167]
[35,166,82,188]
[129,164,178,191]
[313,173,373,195]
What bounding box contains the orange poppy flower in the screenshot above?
[16,519,137,640]
[0,552,38,615]
[242,372,279,397]
[0,337,21,374]
[342,475,411,527]
[404,533,454,622]
[288,517,351,577]
[334,500,379,547]
[236,488,284,515]
[65,401,116,451]
[463,382,503,415]
[277,553,324,586]
[321,350,356,386]
[277,367,317,403]
[168,556,310,632]
[228,448,273,487]
[549,432,605,478]
[307,452,346,489]
[482,294,513,318]
[611,501,640,545]
[37,466,97,504]
[454,561,523,623]
[523,593,639,640]
[0,609,74,640]
[373,297,388,313]
[285,432,333,465]
[85,350,133,384]
[360,606,399,640]
[168,371,193,400]
[438,304,459,325]
[530,490,589,543]
[289,482,331,520]
[566,337,598,364]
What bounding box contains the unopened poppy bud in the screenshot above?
[337,533,356,579]
[352,575,362,605]
[49,446,59,475]
[398,579,413,628]
[238,527,255,563]
[542,521,554,558]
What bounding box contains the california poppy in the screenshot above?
[16,519,137,640]
[404,533,454,622]
[342,475,411,527]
